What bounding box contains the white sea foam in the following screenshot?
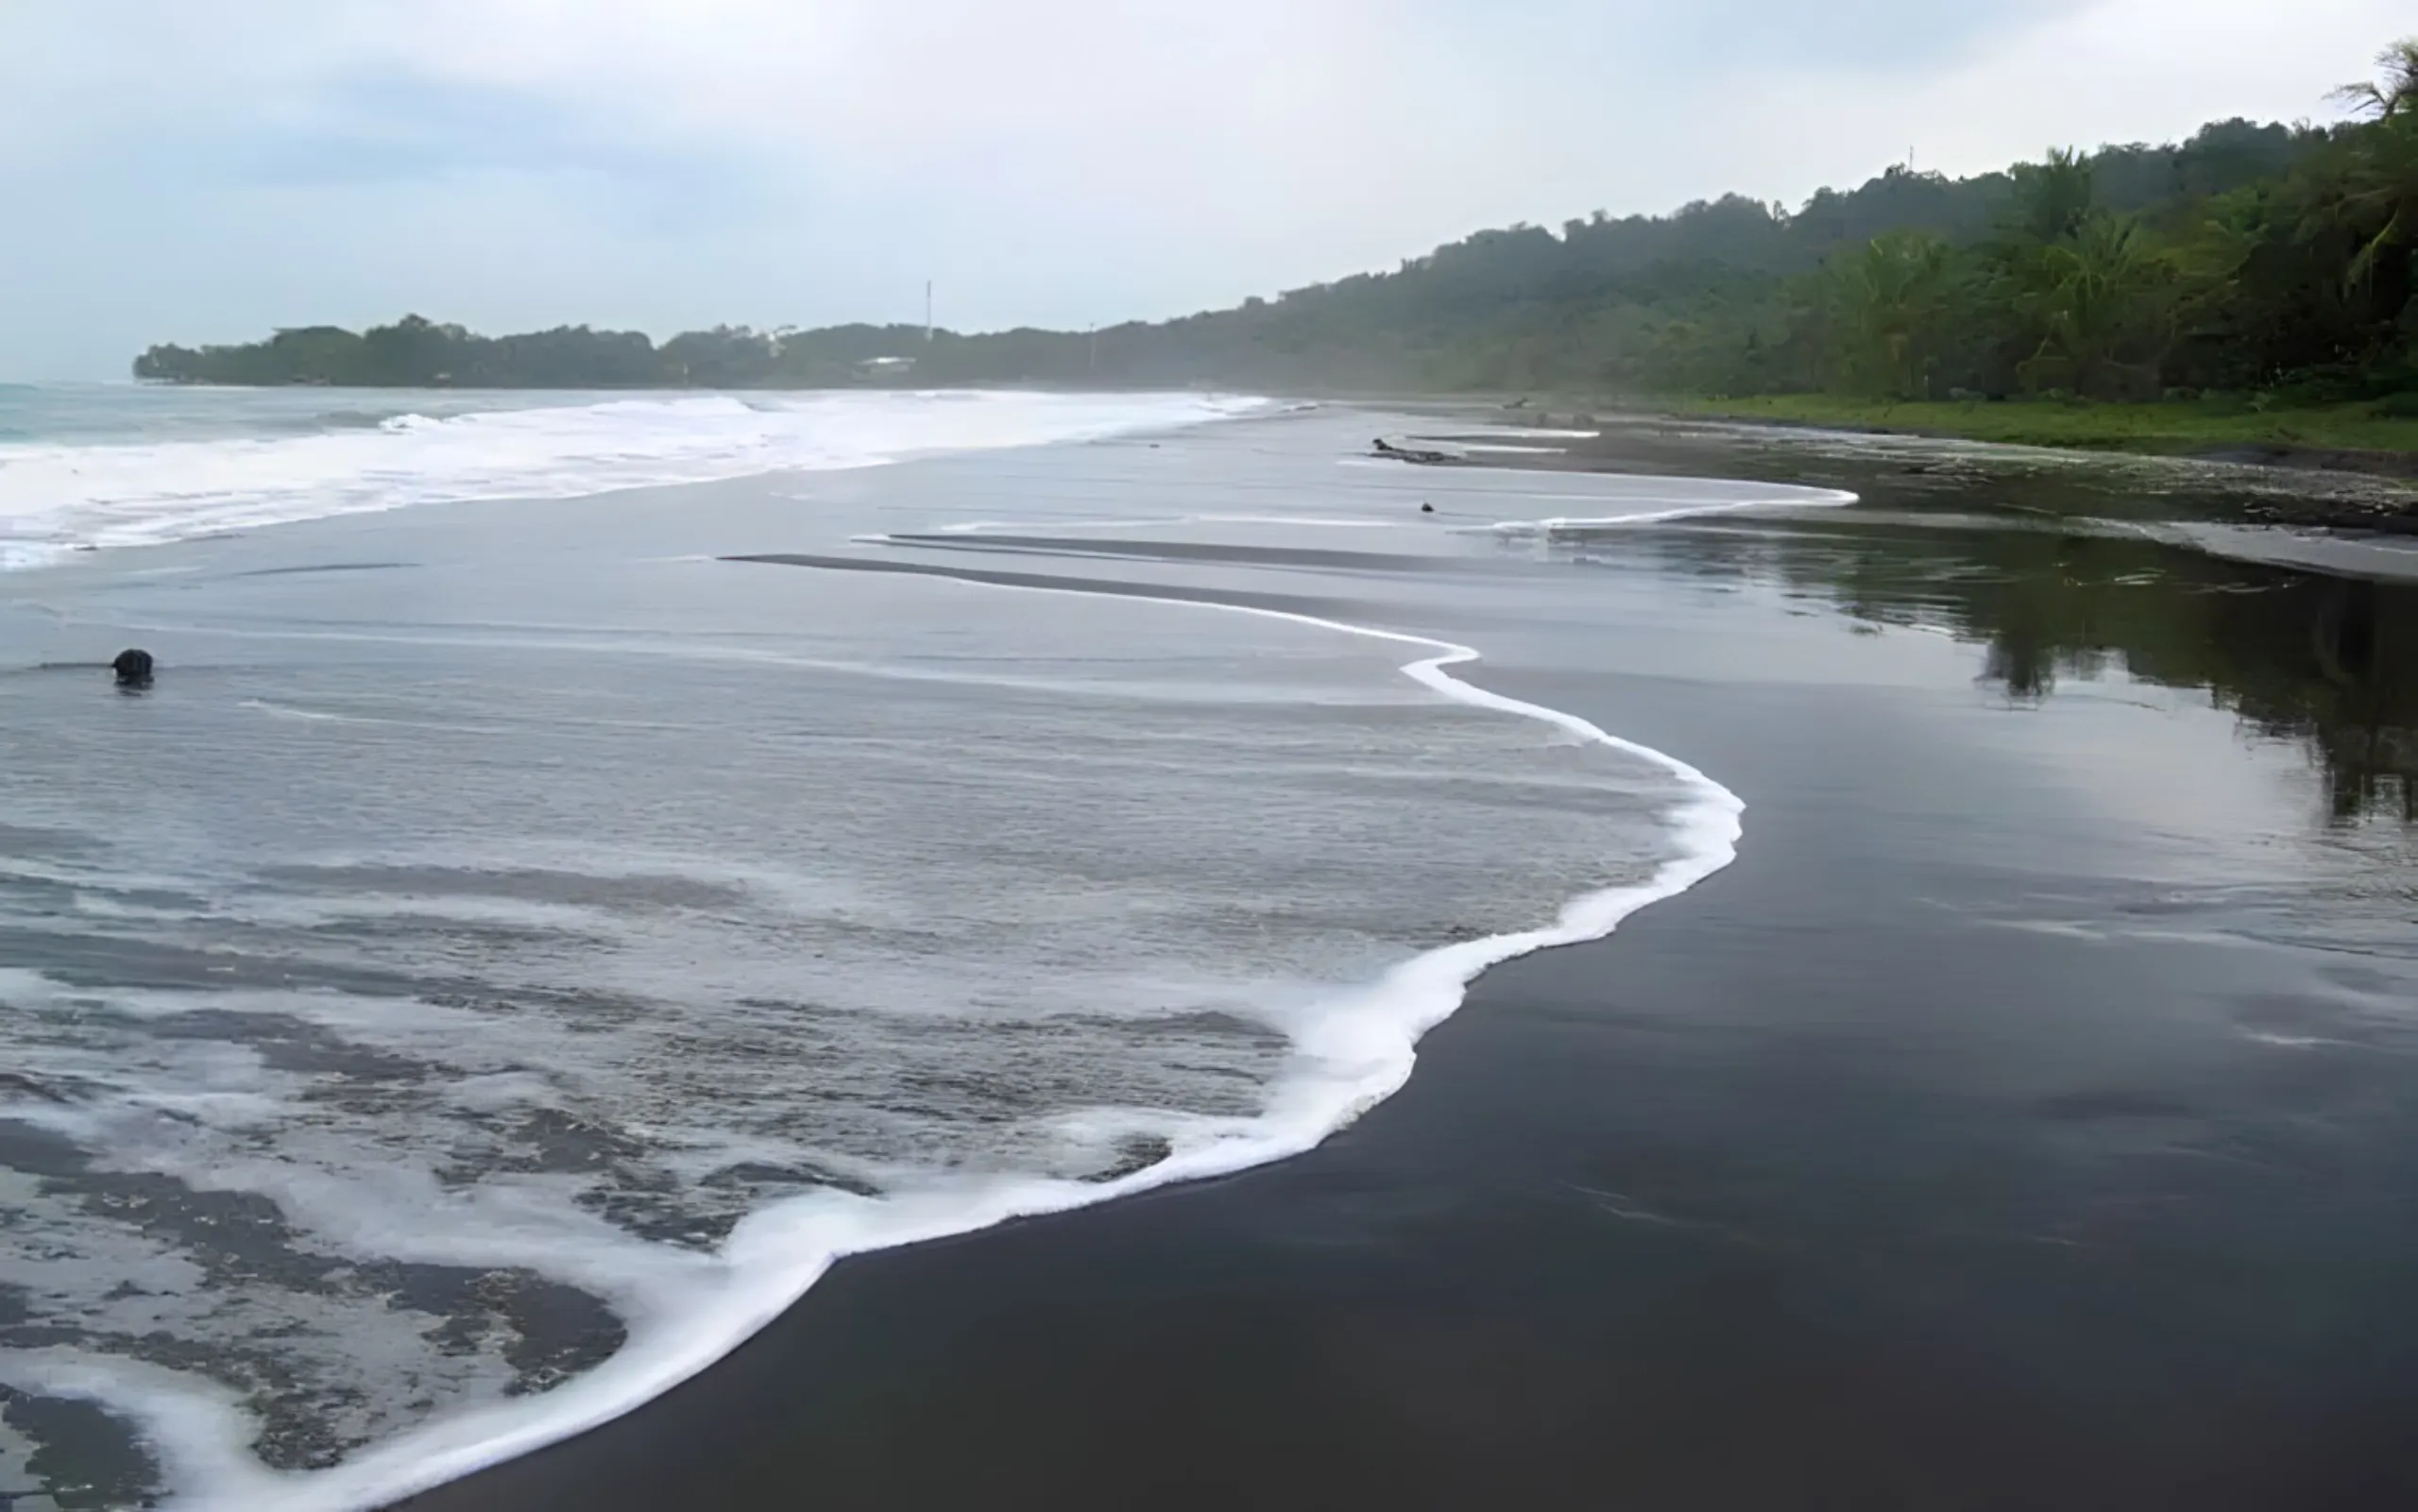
[1484,487,1858,535]
[928,515,1399,534]
[3,574,1748,1512]
[0,390,1266,567]
[0,415,1804,1510]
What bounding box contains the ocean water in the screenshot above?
[0,388,1848,1509]
[0,385,1270,570]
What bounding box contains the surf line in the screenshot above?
[736,550,1746,1141]
[65,560,1744,1512]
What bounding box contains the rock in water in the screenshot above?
[111,649,154,688]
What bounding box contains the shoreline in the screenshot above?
[383,429,2411,1512]
[3,407,1793,1510]
[390,553,2418,1509]
[1374,400,2418,540]
[1657,395,2418,491]
[14,407,2414,1509]
[1355,389,2418,485]
[382,644,1758,1512]
[347,560,1752,1512]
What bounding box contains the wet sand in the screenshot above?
[400,434,2418,1510]
[1388,403,2418,535]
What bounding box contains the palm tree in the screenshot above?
[2331,37,2418,121]
[1826,229,1956,399]
[2330,40,2418,289]
[2018,216,2175,399]
[2336,110,2418,288]
[2005,148,2097,246]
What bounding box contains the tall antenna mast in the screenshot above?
[925,280,934,343]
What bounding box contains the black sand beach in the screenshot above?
[394,426,2418,1511]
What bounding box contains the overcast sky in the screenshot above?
[2,0,2407,379]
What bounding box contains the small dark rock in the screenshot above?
[111,649,154,688]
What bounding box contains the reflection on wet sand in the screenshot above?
[1566,470,2418,825]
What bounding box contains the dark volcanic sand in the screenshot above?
[1389,403,2418,537]
[400,432,2418,1511]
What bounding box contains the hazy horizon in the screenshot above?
[3,0,2409,380]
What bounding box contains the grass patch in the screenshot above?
[1663,394,2418,457]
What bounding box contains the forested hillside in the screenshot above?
[136,42,2417,409]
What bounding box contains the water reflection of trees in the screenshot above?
[1645,518,2417,822]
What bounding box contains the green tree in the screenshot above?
[2005,148,2098,246]
[2015,216,2176,399]
[1823,229,1957,399]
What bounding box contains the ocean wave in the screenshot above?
[0,390,1268,568]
